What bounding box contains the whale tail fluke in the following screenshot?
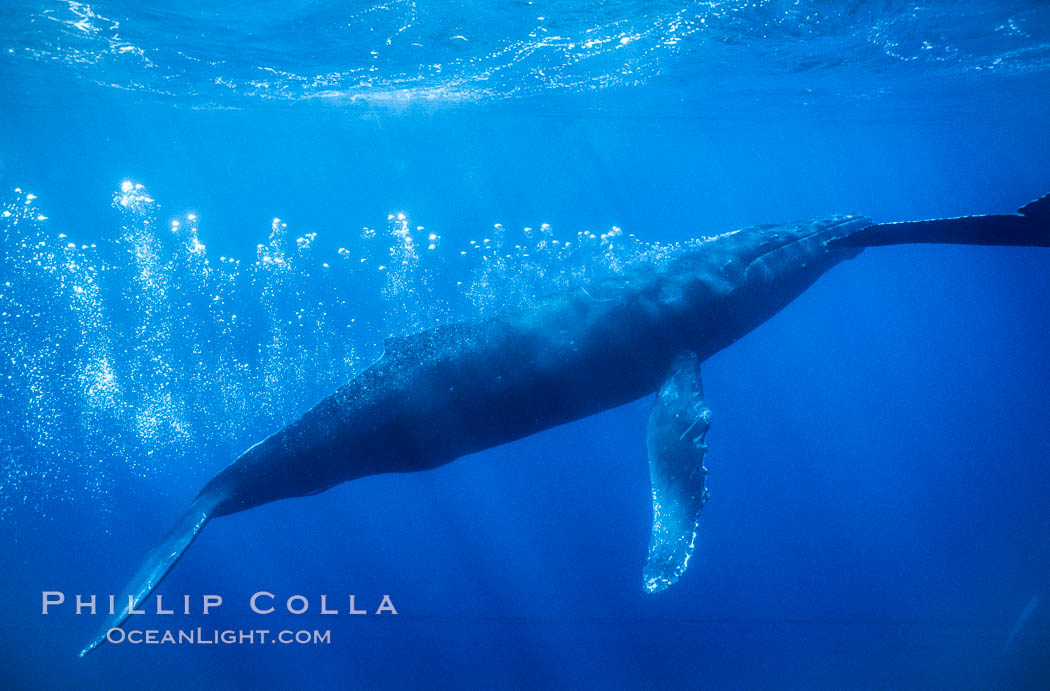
[1019,193,1050,225]
[78,491,219,658]
[833,193,1050,249]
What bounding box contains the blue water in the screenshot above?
[2,1,1050,689]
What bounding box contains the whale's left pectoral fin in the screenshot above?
[643,351,712,594]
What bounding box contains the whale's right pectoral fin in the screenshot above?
[643,351,712,594]
[78,492,218,657]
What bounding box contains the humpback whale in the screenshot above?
[80,194,1050,656]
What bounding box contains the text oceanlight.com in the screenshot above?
[106,628,332,646]
[42,591,398,648]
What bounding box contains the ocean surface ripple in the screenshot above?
[1,1,1047,105]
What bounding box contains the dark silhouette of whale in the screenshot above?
[80,195,1050,656]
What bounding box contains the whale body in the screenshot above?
[80,195,1050,656]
